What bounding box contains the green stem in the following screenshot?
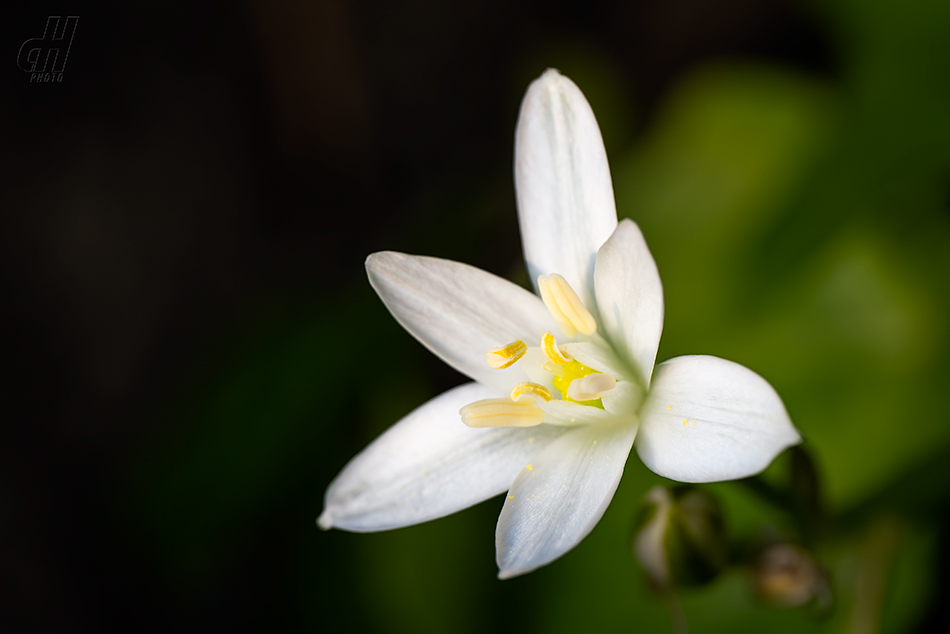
[846,517,901,634]
[734,445,827,545]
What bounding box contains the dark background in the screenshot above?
[3,1,949,632]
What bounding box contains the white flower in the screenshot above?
[318,69,801,579]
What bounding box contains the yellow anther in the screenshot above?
[541,332,573,366]
[566,373,616,402]
[484,339,527,369]
[537,273,597,338]
[459,398,545,428]
[509,382,553,403]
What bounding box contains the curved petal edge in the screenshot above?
[320,383,567,532]
[635,355,801,483]
[515,68,618,310]
[594,219,664,387]
[495,421,637,578]
[366,251,557,393]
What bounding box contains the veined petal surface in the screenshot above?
[495,421,637,578]
[515,68,618,310]
[320,383,567,532]
[594,219,664,387]
[600,380,644,418]
[539,398,625,427]
[635,356,801,483]
[367,251,557,392]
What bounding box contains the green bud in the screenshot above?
[633,485,729,590]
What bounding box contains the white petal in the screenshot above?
[561,339,633,382]
[517,347,558,395]
[515,69,618,310]
[320,383,567,532]
[495,421,637,578]
[367,251,557,393]
[538,399,625,427]
[635,356,801,483]
[594,219,664,387]
[600,379,644,417]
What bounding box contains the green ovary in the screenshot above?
[552,360,605,409]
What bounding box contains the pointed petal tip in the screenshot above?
[496,568,520,581]
[616,217,637,231]
[523,68,582,111]
[537,67,562,83]
[497,557,553,579]
[316,510,334,531]
[516,65,617,309]
[496,552,546,580]
[364,250,393,271]
[364,252,381,277]
[790,428,805,446]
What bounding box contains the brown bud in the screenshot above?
[752,543,829,608]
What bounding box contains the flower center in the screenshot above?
[459,274,617,428]
[552,360,608,409]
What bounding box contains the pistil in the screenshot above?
[566,373,616,402]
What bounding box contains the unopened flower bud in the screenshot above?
[633,485,729,590]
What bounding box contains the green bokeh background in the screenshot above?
[8,0,950,631]
[136,1,950,631]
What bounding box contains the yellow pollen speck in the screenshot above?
[508,495,514,499]
[692,421,696,427]
[666,405,672,410]
[526,464,533,470]
[683,419,687,426]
